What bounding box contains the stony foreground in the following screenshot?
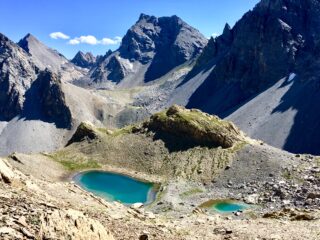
[0,152,319,239]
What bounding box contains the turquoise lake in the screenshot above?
[213,201,247,212]
[74,171,156,204]
[200,199,249,213]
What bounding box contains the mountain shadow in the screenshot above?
[22,70,72,129]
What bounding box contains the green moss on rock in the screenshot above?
[145,105,244,148]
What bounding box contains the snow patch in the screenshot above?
[288,73,296,82]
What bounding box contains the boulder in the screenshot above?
[67,121,98,145]
[0,159,15,184]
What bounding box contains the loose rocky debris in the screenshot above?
[263,208,318,221]
[40,209,114,240]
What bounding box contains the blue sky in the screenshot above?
[0,0,259,59]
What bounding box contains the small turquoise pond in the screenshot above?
[200,199,248,213]
[214,202,247,212]
[74,171,156,204]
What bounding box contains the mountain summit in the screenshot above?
[71,51,96,68]
[18,34,84,81]
[0,33,37,120]
[89,14,208,85]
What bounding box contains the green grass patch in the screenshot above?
[58,160,101,171]
[111,125,135,137]
[179,188,204,198]
[48,151,101,171]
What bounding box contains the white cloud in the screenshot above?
[101,36,122,45]
[68,35,122,45]
[49,32,70,40]
[68,35,98,45]
[68,39,80,45]
[211,33,219,38]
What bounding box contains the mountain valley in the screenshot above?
[0,0,320,239]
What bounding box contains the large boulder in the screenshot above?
[66,121,98,145]
[0,158,15,184]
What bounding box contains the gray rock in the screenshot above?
[71,51,96,68]
[90,14,208,84]
[187,0,320,155]
[0,33,37,121]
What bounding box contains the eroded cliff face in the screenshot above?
[184,0,320,154]
[188,0,320,112]
[0,33,38,121]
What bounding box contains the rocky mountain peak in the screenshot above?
[0,32,37,121]
[17,33,71,73]
[90,14,207,85]
[18,33,42,52]
[71,51,96,68]
[186,0,320,154]
[116,14,208,82]
[138,13,158,23]
[0,32,12,44]
[222,23,231,36]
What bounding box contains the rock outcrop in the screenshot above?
[67,121,98,145]
[145,105,244,148]
[0,159,15,184]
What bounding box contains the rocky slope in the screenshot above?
[0,33,37,121]
[71,51,97,68]
[18,34,84,81]
[185,0,320,154]
[2,106,319,239]
[0,32,128,156]
[23,70,72,128]
[87,14,207,87]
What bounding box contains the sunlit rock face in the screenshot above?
[90,14,208,84]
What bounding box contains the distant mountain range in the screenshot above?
[0,0,320,155]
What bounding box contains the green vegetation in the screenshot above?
[49,151,101,171]
[148,105,243,149]
[179,188,204,198]
[282,169,294,180]
[58,160,101,171]
[110,125,135,137]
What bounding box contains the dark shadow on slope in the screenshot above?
[177,61,215,88]
[21,70,72,129]
[150,130,219,153]
[220,76,292,118]
[186,72,248,117]
[271,77,320,155]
